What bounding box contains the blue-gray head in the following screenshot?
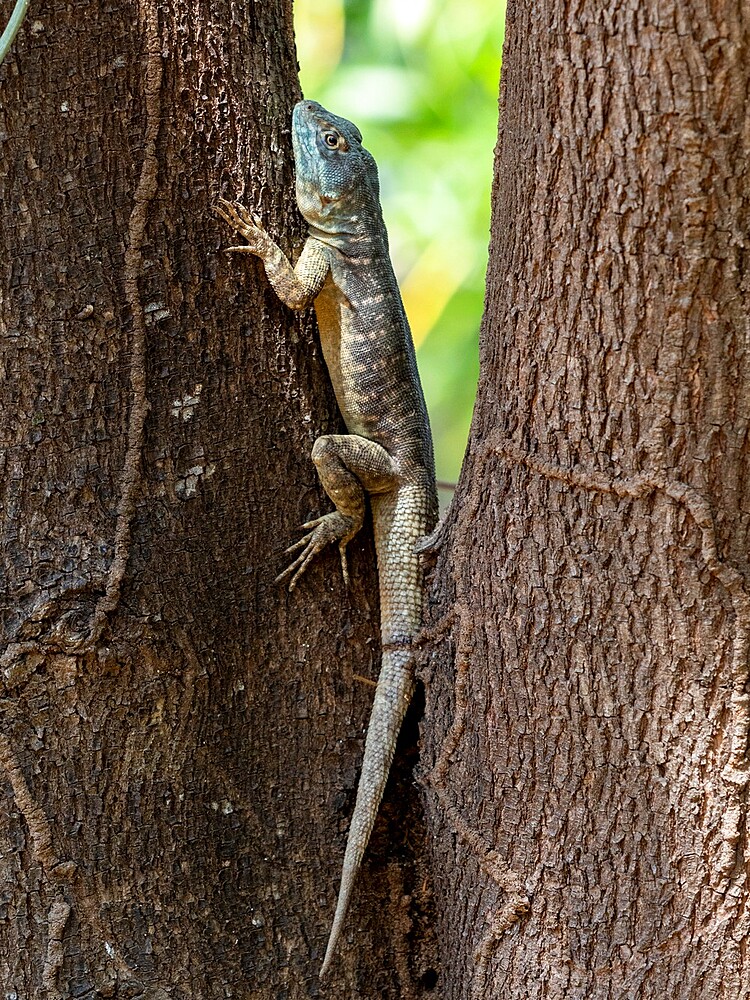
[292,100,381,238]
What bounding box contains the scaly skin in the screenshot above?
[215,100,437,978]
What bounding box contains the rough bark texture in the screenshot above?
[422,1,750,998]
[0,2,436,996]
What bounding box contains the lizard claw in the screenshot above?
[275,512,355,591]
[339,544,350,588]
[214,197,264,232]
[213,198,267,255]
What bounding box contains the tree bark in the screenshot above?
[0,2,435,996]
[422,1,750,997]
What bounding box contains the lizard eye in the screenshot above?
[323,132,339,148]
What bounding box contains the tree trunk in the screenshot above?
[0,2,435,996]
[422,1,750,997]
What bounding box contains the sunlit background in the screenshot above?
[294,0,505,485]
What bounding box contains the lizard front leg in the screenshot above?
[277,435,398,590]
[214,198,329,309]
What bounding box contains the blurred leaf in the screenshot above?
[295,0,346,93]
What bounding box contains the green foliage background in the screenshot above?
[295,0,504,484]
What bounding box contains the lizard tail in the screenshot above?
[319,647,415,978]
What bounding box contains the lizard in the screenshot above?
[214,99,438,978]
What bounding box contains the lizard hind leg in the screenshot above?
[276,434,397,591]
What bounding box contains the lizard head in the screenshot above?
[292,100,381,238]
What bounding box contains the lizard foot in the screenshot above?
[213,197,268,254]
[275,512,355,591]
